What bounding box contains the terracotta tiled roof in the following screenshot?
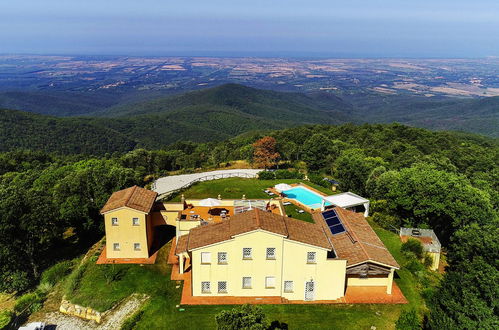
[100,186,157,214]
[314,208,399,269]
[179,209,332,252]
[176,234,189,254]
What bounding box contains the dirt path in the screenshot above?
[34,294,148,330]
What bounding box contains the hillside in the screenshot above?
[0,109,137,154]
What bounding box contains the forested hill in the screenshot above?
[0,109,137,154]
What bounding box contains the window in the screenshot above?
[218,252,228,264]
[132,217,140,226]
[134,243,141,251]
[111,217,118,226]
[265,276,276,288]
[307,252,317,263]
[242,277,252,289]
[243,248,252,260]
[201,281,211,293]
[284,281,293,293]
[113,243,120,251]
[218,281,227,293]
[266,248,276,260]
[201,252,211,264]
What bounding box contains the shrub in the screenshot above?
[371,212,399,230]
[0,310,12,329]
[307,173,330,188]
[41,260,74,286]
[121,308,145,330]
[423,254,434,269]
[274,169,303,179]
[405,259,425,274]
[0,270,31,293]
[13,291,45,315]
[258,171,275,180]
[216,304,269,330]
[396,309,421,329]
[401,238,424,259]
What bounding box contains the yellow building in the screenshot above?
[176,207,399,301]
[100,186,158,259]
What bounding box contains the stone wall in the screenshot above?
[59,299,102,323]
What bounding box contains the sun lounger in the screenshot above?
[283,202,292,206]
[298,210,305,214]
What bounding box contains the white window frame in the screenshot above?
[265,276,276,289]
[242,277,252,289]
[113,243,120,251]
[218,281,228,293]
[134,243,141,251]
[201,281,211,293]
[307,252,317,264]
[266,247,276,260]
[132,217,140,226]
[242,248,252,260]
[218,252,228,264]
[111,217,118,226]
[284,281,294,293]
[201,252,211,264]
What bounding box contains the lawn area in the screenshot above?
[168,178,334,201]
[283,204,314,223]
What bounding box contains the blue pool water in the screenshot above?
[282,186,330,208]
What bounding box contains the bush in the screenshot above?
[401,238,424,259]
[216,304,269,330]
[121,308,145,330]
[371,212,399,229]
[307,173,330,188]
[405,259,425,274]
[41,260,74,287]
[274,169,303,179]
[0,270,31,293]
[0,310,12,329]
[258,171,275,180]
[396,309,421,329]
[13,291,45,315]
[423,254,434,269]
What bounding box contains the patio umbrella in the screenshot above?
[274,183,292,192]
[199,198,222,207]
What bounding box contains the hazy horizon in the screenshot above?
[1,0,499,58]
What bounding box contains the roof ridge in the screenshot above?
[124,185,138,207]
[282,215,290,239]
[336,207,371,262]
[255,208,261,227]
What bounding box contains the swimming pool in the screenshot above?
[282,186,330,209]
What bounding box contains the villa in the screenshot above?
[100,182,404,304]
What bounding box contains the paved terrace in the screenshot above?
[152,169,263,197]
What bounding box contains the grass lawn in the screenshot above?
[168,178,334,201]
[283,204,314,223]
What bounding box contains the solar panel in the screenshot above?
[329,224,346,234]
[322,209,346,235]
[325,217,340,226]
[322,210,336,218]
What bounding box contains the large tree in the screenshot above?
[252,136,280,169]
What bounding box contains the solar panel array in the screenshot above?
[322,209,346,235]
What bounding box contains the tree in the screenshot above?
[428,258,498,329]
[216,304,269,330]
[401,238,424,259]
[300,134,340,170]
[334,149,387,195]
[253,136,280,169]
[368,163,495,243]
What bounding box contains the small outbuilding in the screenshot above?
[399,228,441,271]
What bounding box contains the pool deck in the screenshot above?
[269,183,329,214]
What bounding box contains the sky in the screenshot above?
[1,0,498,58]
